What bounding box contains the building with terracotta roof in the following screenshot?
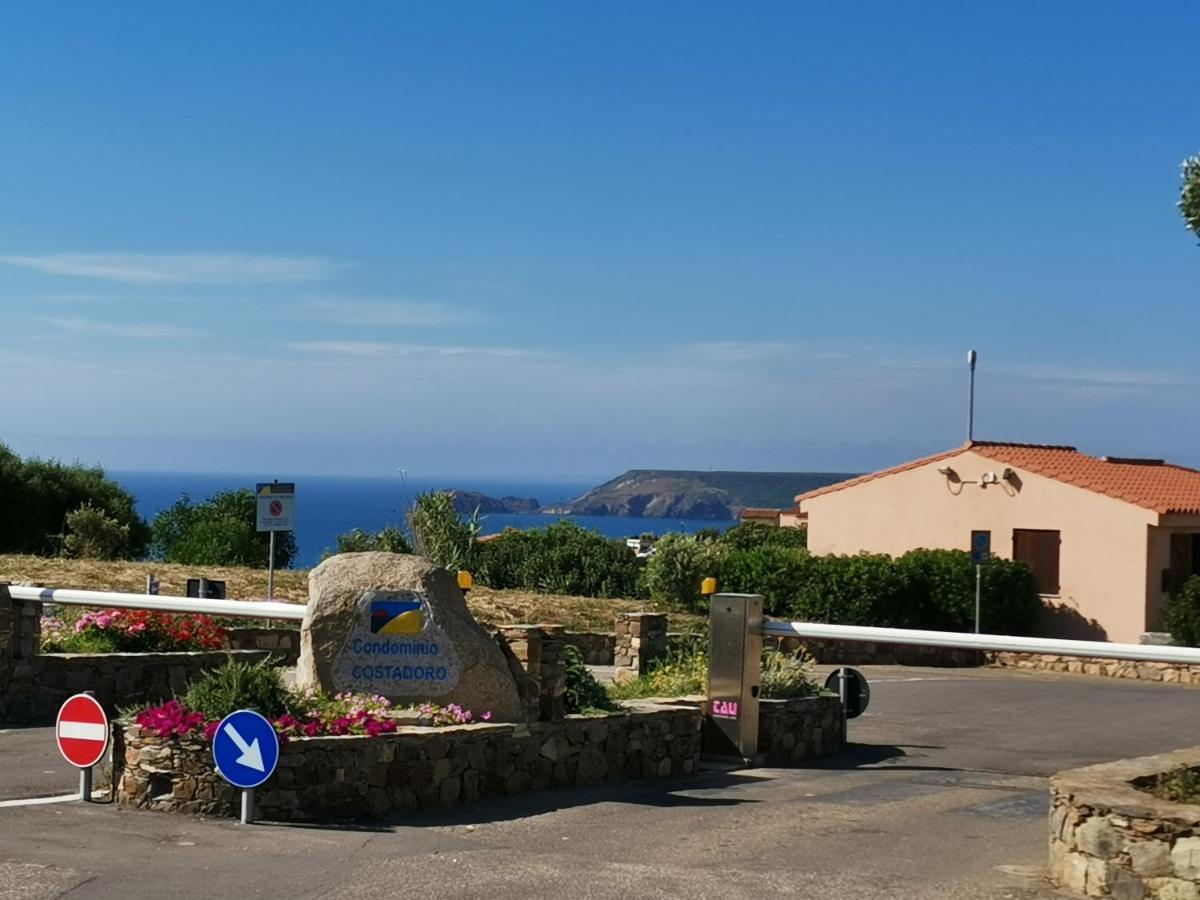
[739,508,781,526]
[792,441,1200,643]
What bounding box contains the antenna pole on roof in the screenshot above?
[967,350,978,443]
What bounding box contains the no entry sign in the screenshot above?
[56,694,110,769]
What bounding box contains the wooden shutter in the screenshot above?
[1013,529,1060,595]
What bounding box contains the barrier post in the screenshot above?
[705,593,762,763]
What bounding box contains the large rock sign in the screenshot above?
[296,553,525,722]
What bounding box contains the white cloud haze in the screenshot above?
[1,253,337,285]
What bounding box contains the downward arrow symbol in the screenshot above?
[223,722,265,772]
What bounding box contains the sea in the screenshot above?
[111,471,733,569]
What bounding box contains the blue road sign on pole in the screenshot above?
[212,709,280,790]
[970,530,991,565]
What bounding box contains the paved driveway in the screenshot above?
[1,665,1197,899]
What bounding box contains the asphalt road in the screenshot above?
[1,665,1197,900]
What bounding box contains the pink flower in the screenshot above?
[481,711,492,721]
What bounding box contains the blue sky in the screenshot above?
[2,2,1197,478]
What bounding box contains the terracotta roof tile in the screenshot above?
[970,442,1200,515]
[795,441,1200,515]
[739,508,781,522]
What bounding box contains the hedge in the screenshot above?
[646,536,1042,635]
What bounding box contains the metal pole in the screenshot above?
[79,765,92,802]
[267,531,276,600]
[974,564,982,634]
[837,667,848,744]
[967,349,977,443]
[241,788,255,825]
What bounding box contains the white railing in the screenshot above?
[761,620,1200,667]
[5,585,306,622]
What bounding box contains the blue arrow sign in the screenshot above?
[212,709,280,789]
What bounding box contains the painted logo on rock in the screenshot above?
[333,590,460,697]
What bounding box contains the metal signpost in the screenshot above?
[56,693,110,801]
[256,482,295,600]
[212,709,280,825]
[823,668,870,719]
[970,530,990,633]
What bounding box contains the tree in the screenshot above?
[0,442,148,557]
[63,503,132,560]
[1180,153,1200,242]
[150,489,296,568]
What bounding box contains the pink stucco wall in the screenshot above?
[800,450,1158,643]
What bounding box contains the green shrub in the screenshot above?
[642,532,722,612]
[63,502,132,560]
[608,643,819,701]
[1164,576,1200,647]
[151,490,296,569]
[408,491,479,571]
[475,521,644,599]
[182,658,291,720]
[0,443,148,557]
[716,545,816,616]
[562,644,616,713]
[897,549,1041,634]
[333,526,413,556]
[720,521,807,551]
[608,645,708,700]
[760,646,820,699]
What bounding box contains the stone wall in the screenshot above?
[766,633,984,668]
[0,584,272,723]
[498,625,566,721]
[1049,746,1200,898]
[6,649,271,723]
[561,631,616,665]
[117,701,703,820]
[225,626,301,665]
[757,696,843,766]
[614,613,668,682]
[991,652,1200,687]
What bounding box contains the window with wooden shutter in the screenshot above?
[1012,529,1061,595]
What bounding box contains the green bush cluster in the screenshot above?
[475,521,643,599]
[644,534,1041,634]
[151,489,297,569]
[333,526,413,556]
[182,657,292,720]
[0,443,148,557]
[62,503,133,560]
[608,643,819,701]
[1163,575,1200,647]
[561,644,616,713]
[408,491,480,571]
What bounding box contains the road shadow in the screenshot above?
[798,741,962,773]
[257,770,765,833]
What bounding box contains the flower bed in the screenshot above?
[42,608,226,653]
[1050,746,1200,897]
[132,692,489,743]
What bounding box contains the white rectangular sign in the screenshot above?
[256,482,296,532]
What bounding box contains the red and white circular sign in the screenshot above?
[56,693,110,769]
[269,499,284,517]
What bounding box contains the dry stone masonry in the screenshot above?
[118,702,703,820]
[1050,747,1200,898]
[614,612,668,682]
[992,652,1200,687]
[0,585,269,723]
